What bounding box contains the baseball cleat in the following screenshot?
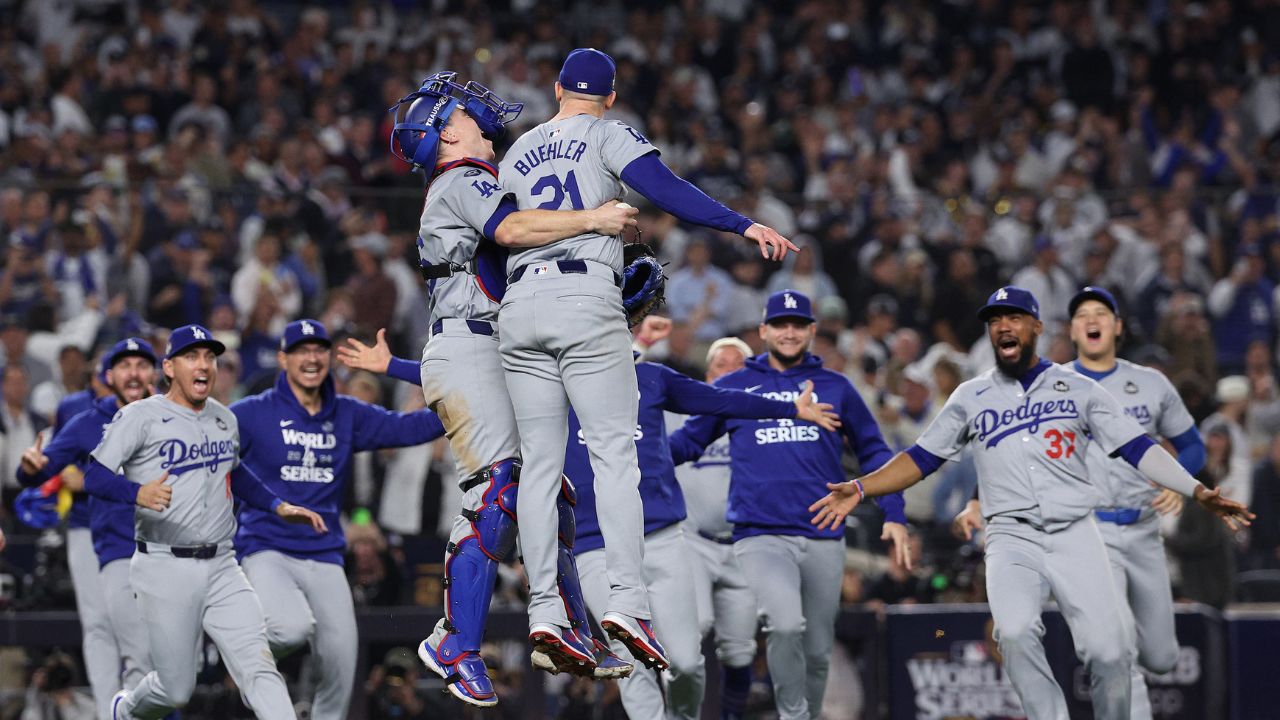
[601,612,670,670]
[589,636,635,679]
[529,623,597,676]
[111,690,129,720]
[418,637,498,708]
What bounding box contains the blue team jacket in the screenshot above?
[565,360,797,554]
[52,389,97,529]
[18,395,136,566]
[231,372,445,565]
[670,353,906,541]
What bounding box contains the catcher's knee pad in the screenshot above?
[440,459,520,652]
[554,477,596,639]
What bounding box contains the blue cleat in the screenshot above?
[419,634,498,708]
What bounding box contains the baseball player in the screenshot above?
[809,286,1253,720]
[669,290,909,720]
[497,46,798,671]
[954,286,1206,719]
[16,339,159,720]
[556,338,840,720]
[666,337,759,720]
[231,318,446,720]
[78,324,326,720]
[384,71,640,704]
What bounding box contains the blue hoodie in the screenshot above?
[670,353,905,541]
[231,372,445,565]
[564,360,799,554]
[17,395,137,567]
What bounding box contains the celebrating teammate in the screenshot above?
[557,331,840,719]
[496,46,798,672]
[668,337,759,720]
[954,286,1206,719]
[383,71,640,704]
[230,319,445,720]
[78,324,325,720]
[16,339,159,719]
[809,286,1253,720]
[670,290,908,720]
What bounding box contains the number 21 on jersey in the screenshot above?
[532,171,584,210]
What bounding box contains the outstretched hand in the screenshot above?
[276,502,328,534]
[882,521,912,570]
[634,315,672,347]
[794,380,841,432]
[338,328,392,375]
[809,481,864,531]
[1193,486,1255,531]
[744,223,800,262]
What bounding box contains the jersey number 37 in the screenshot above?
[1044,429,1077,459]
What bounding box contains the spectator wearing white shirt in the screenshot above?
[0,364,48,502]
[231,223,300,337]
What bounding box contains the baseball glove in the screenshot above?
[621,241,666,327]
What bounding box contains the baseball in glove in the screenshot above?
[621,240,666,327]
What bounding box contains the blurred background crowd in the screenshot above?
[1,0,1280,717]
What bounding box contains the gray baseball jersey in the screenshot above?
[1083,359,1196,509]
[499,115,656,274]
[417,164,511,324]
[91,394,241,546]
[665,411,733,539]
[915,363,1148,531]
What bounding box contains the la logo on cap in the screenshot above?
[996,288,1009,301]
[784,293,797,309]
[126,339,138,351]
[302,321,314,336]
[193,327,207,340]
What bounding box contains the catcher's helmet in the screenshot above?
[389,71,524,170]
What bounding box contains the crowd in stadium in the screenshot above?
[2,0,1280,717]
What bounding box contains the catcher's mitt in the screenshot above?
[621,241,666,327]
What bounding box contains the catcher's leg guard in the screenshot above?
[419,458,520,707]
[532,477,633,679]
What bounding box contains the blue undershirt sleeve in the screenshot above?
[1113,435,1157,468]
[1169,427,1206,475]
[387,356,423,387]
[230,464,284,513]
[82,459,140,505]
[620,153,754,234]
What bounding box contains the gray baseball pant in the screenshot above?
[67,527,122,720]
[499,266,651,629]
[100,557,152,694]
[577,524,705,720]
[1097,513,1179,720]
[985,515,1132,720]
[118,547,294,720]
[734,534,844,720]
[685,526,758,668]
[241,551,356,720]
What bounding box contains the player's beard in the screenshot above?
[994,337,1036,379]
[767,345,806,368]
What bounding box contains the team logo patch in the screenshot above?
[322,421,334,433]
[126,339,139,351]
[465,169,482,177]
[784,293,797,309]
[215,417,228,430]
[995,288,1009,301]
[531,264,551,275]
[1124,381,1139,394]
[301,321,315,336]
[1053,381,1069,392]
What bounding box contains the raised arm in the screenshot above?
[661,370,839,431]
[349,398,446,452]
[619,153,798,261]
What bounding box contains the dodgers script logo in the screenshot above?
[158,437,237,474]
[973,397,1079,447]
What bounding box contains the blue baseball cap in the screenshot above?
[978,286,1040,321]
[105,337,158,373]
[763,289,816,324]
[559,48,616,96]
[280,319,331,352]
[165,324,225,359]
[1069,286,1119,318]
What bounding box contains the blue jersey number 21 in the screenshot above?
[531,170,585,210]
